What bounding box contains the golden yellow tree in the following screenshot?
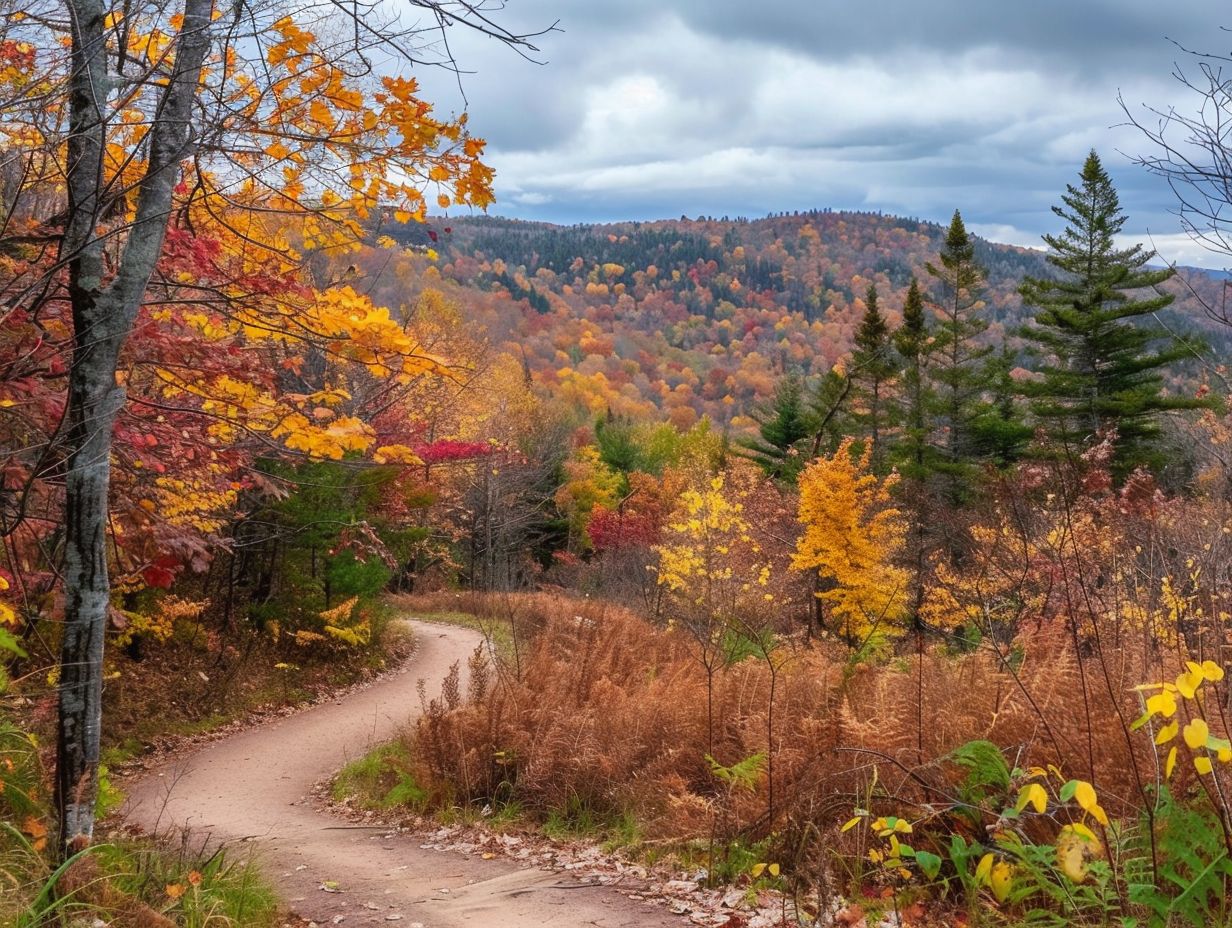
[656,469,771,753]
[792,438,908,643]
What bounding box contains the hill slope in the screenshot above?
[372,211,1226,429]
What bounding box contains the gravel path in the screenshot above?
[124,620,684,927]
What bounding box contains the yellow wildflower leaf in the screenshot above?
[1196,756,1214,775]
[1155,721,1179,745]
[975,853,994,885]
[1057,834,1088,882]
[1146,691,1178,718]
[1177,670,1202,698]
[1184,718,1210,750]
[1016,782,1048,814]
[990,861,1013,903]
[1067,822,1099,843]
[1073,780,1098,813]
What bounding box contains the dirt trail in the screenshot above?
[124,620,684,927]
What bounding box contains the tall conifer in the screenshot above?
[890,277,933,621]
[1019,151,1205,475]
[891,277,932,481]
[926,210,993,501]
[850,283,897,470]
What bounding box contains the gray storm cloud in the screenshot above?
[408,1,1231,268]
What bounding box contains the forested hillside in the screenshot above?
[372,210,1227,429]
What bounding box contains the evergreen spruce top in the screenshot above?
[1019,150,1203,475]
[890,277,934,482]
[853,284,892,371]
[894,277,927,362]
[850,284,897,470]
[925,210,994,498]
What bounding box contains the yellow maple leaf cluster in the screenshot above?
[792,438,908,641]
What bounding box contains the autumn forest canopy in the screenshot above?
[6,2,1232,927]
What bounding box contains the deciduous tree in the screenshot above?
[792,438,908,644]
[0,0,544,852]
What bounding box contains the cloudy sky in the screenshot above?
[411,1,1231,268]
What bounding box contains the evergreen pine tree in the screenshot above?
[890,277,932,481]
[1019,150,1206,475]
[595,412,641,475]
[970,346,1033,468]
[735,373,812,482]
[926,210,994,501]
[889,277,934,623]
[806,366,854,458]
[850,283,898,471]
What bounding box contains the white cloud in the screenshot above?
[969,224,1047,251]
[1118,232,1232,271]
[412,1,1228,248]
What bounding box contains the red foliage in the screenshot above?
[415,439,491,464]
[587,505,662,552]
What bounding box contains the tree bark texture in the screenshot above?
[57,0,213,853]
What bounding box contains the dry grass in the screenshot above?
[391,590,1216,870]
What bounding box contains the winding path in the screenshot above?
[124,621,684,927]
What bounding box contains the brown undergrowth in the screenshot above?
[387,592,1189,871]
[9,603,411,772]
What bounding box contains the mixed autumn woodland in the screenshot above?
[6,3,1232,926]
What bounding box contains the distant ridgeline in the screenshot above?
[379,210,1226,432]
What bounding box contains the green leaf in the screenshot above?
[706,751,766,791]
[916,851,943,880]
[0,627,25,657]
[1059,779,1078,803]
